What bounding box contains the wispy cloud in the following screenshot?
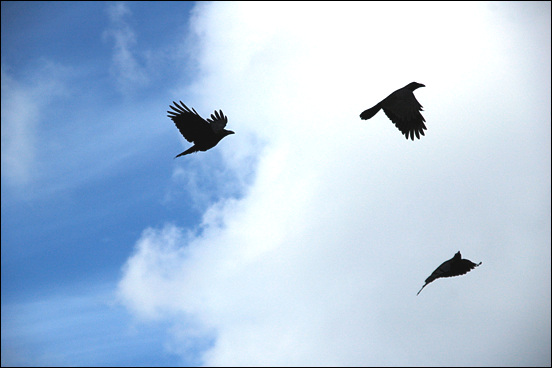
[1,62,68,191]
[1,67,38,187]
[103,2,148,94]
[0,283,185,367]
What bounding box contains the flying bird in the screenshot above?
[360,82,427,140]
[167,101,234,158]
[417,251,481,295]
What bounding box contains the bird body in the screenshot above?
[360,82,427,140]
[417,251,481,295]
[167,101,234,158]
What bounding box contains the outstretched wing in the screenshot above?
[381,91,426,140]
[167,101,214,144]
[424,258,454,284]
[206,109,229,134]
[418,256,481,295]
[445,259,482,278]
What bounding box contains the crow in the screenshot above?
[360,82,427,140]
[417,251,481,295]
[167,101,234,158]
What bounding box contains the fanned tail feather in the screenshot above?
[360,104,381,120]
[174,146,198,158]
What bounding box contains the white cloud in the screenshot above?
[0,282,177,367]
[1,63,69,190]
[118,2,551,366]
[103,2,148,94]
[1,68,38,187]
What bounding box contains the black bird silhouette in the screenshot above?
[360,82,427,140]
[167,101,234,158]
[417,251,481,295]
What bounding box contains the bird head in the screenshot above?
[454,251,462,260]
[406,82,425,91]
[223,129,235,136]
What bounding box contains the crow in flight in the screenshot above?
[417,251,481,295]
[167,101,234,158]
[360,82,427,140]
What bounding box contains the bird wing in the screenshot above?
[381,89,426,140]
[167,101,214,144]
[446,259,482,278]
[418,255,481,295]
[425,258,481,284]
[206,109,229,134]
[424,258,454,284]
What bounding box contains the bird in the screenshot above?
[360,82,427,140]
[417,251,481,295]
[167,101,234,158]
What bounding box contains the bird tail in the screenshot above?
[174,146,198,158]
[360,104,381,120]
[416,283,427,296]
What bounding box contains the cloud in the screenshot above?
[1,62,69,190]
[1,67,38,187]
[0,282,186,367]
[118,2,551,366]
[103,2,148,94]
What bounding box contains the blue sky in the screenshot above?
[2,2,551,366]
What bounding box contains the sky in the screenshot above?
[1,1,550,367]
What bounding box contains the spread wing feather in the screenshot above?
[381,93,426,140]
[206,109,229,134]
[167,101,214,144]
